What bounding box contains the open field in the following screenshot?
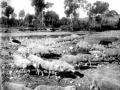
[0,31,91,37]
[0,30,120,90]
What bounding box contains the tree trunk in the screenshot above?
[70,15,73,31]
[41,11,45,27]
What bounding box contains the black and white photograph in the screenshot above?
[0,0,120,90]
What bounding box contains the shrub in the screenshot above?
[60,25,72,31]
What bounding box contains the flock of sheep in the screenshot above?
[11,41,105,78]
[10,35,120,80]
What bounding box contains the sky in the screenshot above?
[0,0,120,18]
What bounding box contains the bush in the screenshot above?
[60,25,72,31]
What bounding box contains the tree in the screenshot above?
[11,13,17,19]
[1,1,14,18]
[0,1,8,16]
[18,10,25,26]
[64,0,87,31]
[60,17,71,25]
[0,17,9,26]
[1,1,7,8]
[117,18,120,29]
[105,10,119,17]
[89,1,109,16]
[44,11,60,28]
[87,1,109,30]
[19,10,25,19]
[31,0,53,27]
[4,5,14,18]
[24,14,34,26]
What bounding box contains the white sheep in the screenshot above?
[34,85,76,90]
[60,54,93,67]
[17,46,29,57]
[27,55,58,77]
[59,60,75,72]
[12,53,32,73]
[76,54,93,67]
[89,50,106,58]
[27,54,44,75]
[50,60,73,72]
[40,60,75,78]
[59,55,78,65]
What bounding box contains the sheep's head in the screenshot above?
[67,65,75,73]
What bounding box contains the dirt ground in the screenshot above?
[0,31,120,90]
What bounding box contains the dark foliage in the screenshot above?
[4,6,14,18]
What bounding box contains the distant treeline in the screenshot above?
[1,0,120,32]
[0,15,120,32]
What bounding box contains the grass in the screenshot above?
[1,30,120,89]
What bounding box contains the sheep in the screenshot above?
[51,60,75,79]
[27,43,50,55]
[27,54,76,78]
[99,40,112,46]
[27,55,59,77]
[76,40,91,50]
[16,43,33,58]
[60,54,93,68]
[76,54,93,67]
[90,44,105,51]
[4,82,33,90]
[41,60,54,78]
[89,50,106,58]
[90,65,120,90]
[12,39,21,45]
[64,85,76,90]
[59,55,78,65]
[12,53,31,70]
[40,60,75,78]
[104,48,119,57]
[51,60,75,72]
[27,54,44,76]
[34,85,76,90]
[98,37,119,47]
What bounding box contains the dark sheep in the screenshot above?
[99,40,112,46]
[12,39,21,44]
[99,37,119,46]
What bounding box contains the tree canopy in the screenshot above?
[19,10,25,19]
[0,1,7,8]
[31,0,53,16]
[4,5,14,18]
[105,10,119,17]
[31,0,46,16]
[24,14,35,26]
[88,1,109,16]
[44,11,60,27]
